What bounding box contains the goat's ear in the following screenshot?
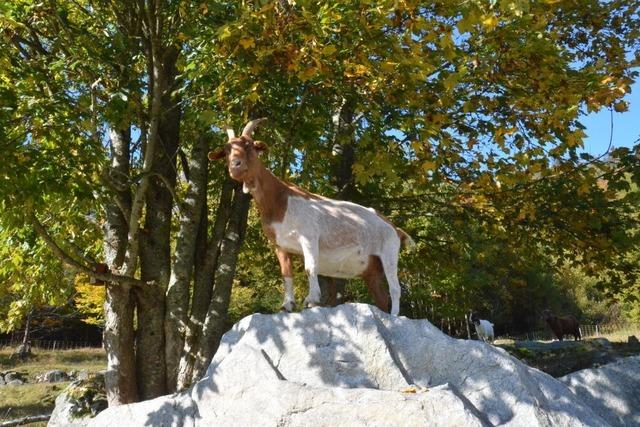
[253,140,269,153]
[208,149,226,161]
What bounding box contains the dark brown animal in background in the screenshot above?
[542,309,581,341]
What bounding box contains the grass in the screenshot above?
[0,383,64,423]
[495,326,640,346]
[496,330,640,378]
[595,326,640,343]
[0,347,105,425]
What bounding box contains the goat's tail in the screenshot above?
[397,228,416,251]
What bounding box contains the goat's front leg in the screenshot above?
[299,235,321,308]
[276,247,295,312]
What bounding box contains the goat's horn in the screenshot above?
[222,126,236,140]
[241,118,267,137]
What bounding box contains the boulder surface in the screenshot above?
[36,369,69,383]
[87,304,629,426]
[560,355,640,427]
[49,374,108,427]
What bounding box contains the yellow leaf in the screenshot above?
[298,67,317,82]
[439,32,453,49]
[422,160,437,171]
[482,15,499,31]
[577,183,590,195]
[566,129,585,147]
[219,26,232,40]
[614,101,628,112]
[287,60,300,72]
[344,63,369,78]
[458,9,479,33]
[380,61,397,73]
[246,92,259,103]
[443,73,459,91]
[321,45,336,56]
[239,37,255,49]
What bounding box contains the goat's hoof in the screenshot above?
[280,302,295,312]
[303,298,320,309]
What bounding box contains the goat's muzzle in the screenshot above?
[229,165,247,180]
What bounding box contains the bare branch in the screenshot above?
[0,414,51,427]
[148,172,184,214]
[30,212,150,288]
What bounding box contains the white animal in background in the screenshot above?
[469,311,494,343]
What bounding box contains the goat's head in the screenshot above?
[208,118,268,186]
[469,311,480,325]
[541,309,556,322]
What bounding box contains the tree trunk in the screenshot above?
[165,134,209,390]
[104,284,138,405]
[176,178,235,390]
[191,185,250,383]
[16,310,33,360]
[137,45,180,397]
[319,96,358,305]
[102,127,135,406]
[332,96,358,201]
[133,284,166,398]
[21,310,31,347]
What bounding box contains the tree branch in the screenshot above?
[0,414,51,427]
[29,212,150,288]
[147,172,184,214]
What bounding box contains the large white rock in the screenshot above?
[560,355,640,427]
[91,344,486,427]
[89,304,617,426]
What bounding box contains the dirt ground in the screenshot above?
[497,337,640,377]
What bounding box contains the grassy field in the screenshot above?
[595,325,640,344]
[0,347,105,425]
[494,325,640,346]
[496,327,640,377]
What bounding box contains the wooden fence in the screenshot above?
[0,339,101,350]
[498,323,640,342]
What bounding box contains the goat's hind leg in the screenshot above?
[361,255,390,313]
[379,248,401,316]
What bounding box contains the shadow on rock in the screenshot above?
[88,304,632,426]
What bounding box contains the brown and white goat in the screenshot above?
[542,309,581,341]
[209,118,414,315]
